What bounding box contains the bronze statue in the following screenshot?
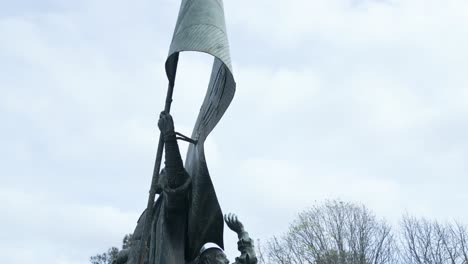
[225,214,257,264]
[110,0,254,263]
[114,213,258,264]
[114,113,256,264]
[193,214,257,264]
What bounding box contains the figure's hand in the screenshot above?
[225,213,245,234]
[158,111,175,135]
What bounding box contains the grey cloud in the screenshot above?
[1,0,468,263]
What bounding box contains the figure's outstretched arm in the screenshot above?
[158,112,187,188]
[225,213,258,264]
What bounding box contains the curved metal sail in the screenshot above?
[165,0,235,261]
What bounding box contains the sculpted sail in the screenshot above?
[112,1,252,264]
[166,0,236,261]
[119,1,236,263]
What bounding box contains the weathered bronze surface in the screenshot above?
[117,114,257,264]
[120,0,259,263]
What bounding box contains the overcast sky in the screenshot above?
[1,0,468,263]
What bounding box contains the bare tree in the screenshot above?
[400,215,468,264]
[263,200,396,264]
[455,223,468,263]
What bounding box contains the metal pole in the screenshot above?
[137,53,179,264]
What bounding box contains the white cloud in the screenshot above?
[235,158,402,219]
[347,70,434,132]
[236,65,322,113]
[2,0,468,263]
[0,188,138,264]
[228,0,468,48]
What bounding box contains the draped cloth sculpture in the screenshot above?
[110,1,261,263]
[165,0,236,262]
[131,0,236,263]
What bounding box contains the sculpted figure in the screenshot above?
[225,214,257,264]
[113,113,257,264]
[113,112,191,264]
[193,214,257,264]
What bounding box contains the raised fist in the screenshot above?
[224,213,245,235]
[158,111,175,135]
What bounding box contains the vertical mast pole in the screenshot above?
[137,53,180,264]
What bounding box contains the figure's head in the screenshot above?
[155,168,167,194]
[198,249,229,264]
[197,243,229,264]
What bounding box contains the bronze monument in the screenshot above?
[115,0,258,263]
